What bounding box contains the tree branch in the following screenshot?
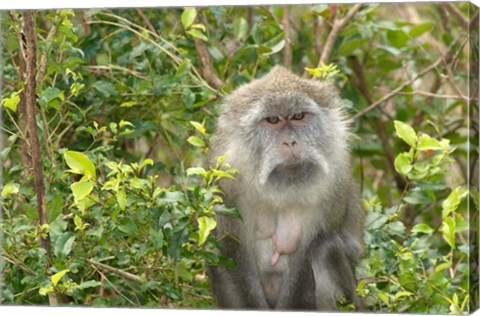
[23,11,58,306]
[442,3,469,30]
[282,6,292,70]
[23,11,52,264]
[191,9,224,90]
[352,57,443,121]
[318,4,363,66]
[87,259,142,283]
[136,8,157,36]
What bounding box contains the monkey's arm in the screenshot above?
[309,233,360,310]
[208,234,271,309]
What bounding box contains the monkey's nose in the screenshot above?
[282,140,297,148]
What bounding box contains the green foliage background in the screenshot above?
[1,3,478,313]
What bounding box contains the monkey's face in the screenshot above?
[240,93,339,194]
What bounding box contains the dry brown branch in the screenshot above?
[312,14,322,57]
[191,9,224,90]
[23,10,56,306]
[82,10,91,36]
[318,4,363,66]
[442,3,469,29]
[136,8,157,35]
[87,259,142,283]
[282,6,292,70]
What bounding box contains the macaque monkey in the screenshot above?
[208,65,364,310]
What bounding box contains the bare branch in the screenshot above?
[442,3,469,29]
[318,4,363,66]
[87,259,143,283]
[352,57,443,121]
[282,6,292,70]
[23,11,57,306]
[136,8,157,35]
[191,8,224,90]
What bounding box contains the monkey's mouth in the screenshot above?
[282,162,304,174]
[268,161,317,186]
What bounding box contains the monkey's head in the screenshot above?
[213,66,350,205]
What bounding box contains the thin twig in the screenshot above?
[377,89,471,102]
[352,57,443,121]
[442,3,469,29]
[136,8,158,35]
[318,4,363,66]
[87,259,142,283]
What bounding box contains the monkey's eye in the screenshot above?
[291,112,305,120]
[265,116,280,124]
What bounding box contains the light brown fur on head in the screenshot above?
[221,65,339,119]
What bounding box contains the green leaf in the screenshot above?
[39,87,65,109]
[441,217,456,249]
[39,286,53,296]
[116,189,126,211]
[263,39,285,56]
[187,136,206,148]
[233,17,248,40]
[442,187,468,218]
[186,167,207,177]
[1,91,20,112]
[394,152,412,175]
[47,195,64,223]
[74,215,83,230]
[119,120,134,128]
[378,292,390,305]
[78,280,102,289]
[394,121,417,147]
[190,121,206,135]
[411,223,434,235]
[92,80,118,98]
[150,227,164,250]
[71,181,94,203]
[186,29,208,41]
[409,22,434,38]
[197,216,217,246]
[181,8,197,30]
[182,88,195,108]
[417,134,443,151]
[51,269,69,287]
[120,101,138,108]
[190,23,206,32]
[394,291,413,300]
[64,151,97,179]
[434,261,452,273]
[139,159,154,171]
[1,182,20,198]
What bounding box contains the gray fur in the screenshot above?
[207,66,365,310]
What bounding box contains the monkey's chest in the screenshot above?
[253,211,302,305]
